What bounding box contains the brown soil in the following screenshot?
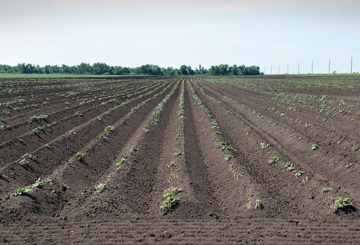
[1,76,360,244]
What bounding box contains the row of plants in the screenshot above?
[188,81,264,210]
[5,82,174,199]
[3,82,169,169]
[161,81,185,214]
[90,81,180,198]
[199,81,358,173]
[194,80,356,213]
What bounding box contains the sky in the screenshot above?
[1,0,360,74]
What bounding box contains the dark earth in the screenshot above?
[0,75,360,244]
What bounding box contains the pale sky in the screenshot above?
[1,0,360,73]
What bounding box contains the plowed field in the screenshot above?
[1,76,360,244]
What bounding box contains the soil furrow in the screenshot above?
[195,81,360,218]
[0,82,168,167]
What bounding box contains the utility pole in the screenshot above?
[351,56,353,74]
[298,63,300,74]
[328,59,331,74]
[311,61,314,74]
[271,66,272,75]
[278,65,280,74]
[287,64,289,74]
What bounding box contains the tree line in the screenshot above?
[0,63,261,76]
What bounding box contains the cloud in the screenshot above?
[2,0,360,16]
[105,0,360,13]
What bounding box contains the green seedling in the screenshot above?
[284,162,295,171]
[93,183,106,193]
[167,160,177,169]
[330,197,353,211]
[143,126,149,133]
[74,111,83,117]
[174,149,183,156]
[345,162,352,168]
[268,156,279,164]
[216,141,236,152]
[213,130,221,135]
[118,155,128,165]
[32,177,46,188]
[312,144,318,150]
[322,187,333,194]
[247,197,252,209]
[178,109,185,119]
[160,187,182,214]
[304,122,311,128]
[131,146,138,152]
[255,199,263,210]
[225,153,232,161]
[351,145,359,152]
[294,171,304,177]
[0,171,6,178]
[74,152,86,161]
[104,125,115,132]
[260,142,270,149]
[234,172,242,179]
[19,153,36,166]
[13,186,32,196]
[30,114,48,122]
[32,124,47,135]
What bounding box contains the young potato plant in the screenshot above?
[178,81,185,120]
[151,84,177,126]
[13,186,32,196]
[116,155,128,166]
[225,153,232,161]
[0,123,7,130]
[322,187,333,194]
[284,162,295,171]
[216,141,236,153]
[143,126,149,133]
[160,187,182,215]
[174,149,183,156]
[30,114,48,122]
[268,156,279,164]
[255,199,263,210]
[330,197,353,212]
[104,125,115,132]
[260,142,270,149]
[351,145,359,152]
[12,177,50,197]
[74,111,83,117]
[304,122,311,128]
[167,160,177,169]
[74,152,86,161]
[93,183,106,193]
[294,171,304,177]
[19,153,36,166]
[0,170,6,178]
[31,124,47,135]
